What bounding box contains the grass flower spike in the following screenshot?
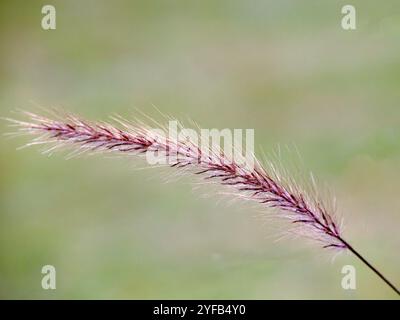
[5,110,399,296]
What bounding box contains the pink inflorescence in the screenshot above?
[7,111,347,250]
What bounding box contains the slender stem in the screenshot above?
[339,237,400,296]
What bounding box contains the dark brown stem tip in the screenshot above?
[340,238,400,296]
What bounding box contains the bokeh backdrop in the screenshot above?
[0,0,399,299]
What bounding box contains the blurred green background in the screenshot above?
[0,0,399,299]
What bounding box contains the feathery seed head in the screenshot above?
[5,110,346,251]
